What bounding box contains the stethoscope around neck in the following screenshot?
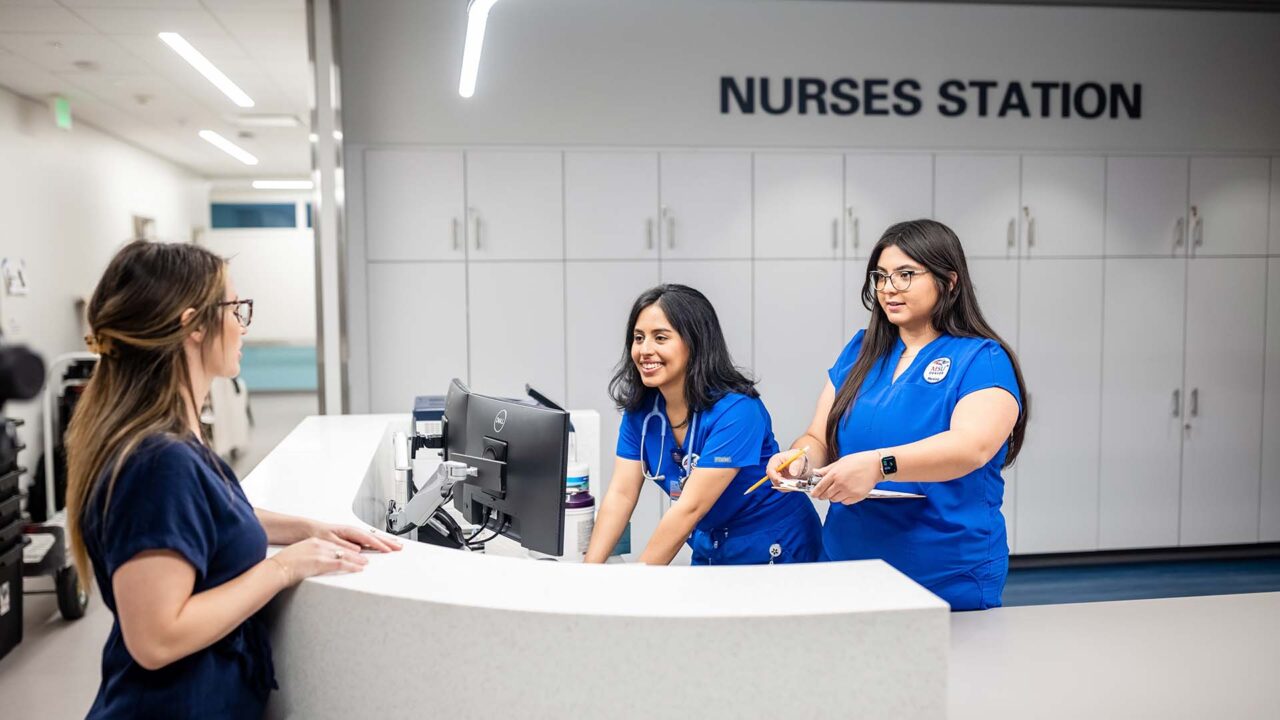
[639,395,700,491]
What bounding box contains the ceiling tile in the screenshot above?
[0,5,97,32]
[57,1,201,8]
[73,7,224,35]
[0,32,153,73]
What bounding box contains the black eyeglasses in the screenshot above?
[216,299,254,328]
[869,269,925,292]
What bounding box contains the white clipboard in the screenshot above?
[776,479,925,499]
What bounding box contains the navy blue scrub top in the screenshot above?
[81,435,276,719]
[617,391,811,535]
[822,330,1022,592]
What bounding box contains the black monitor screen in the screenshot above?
[445,378,568,556]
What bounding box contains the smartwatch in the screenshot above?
[877,450,898,479]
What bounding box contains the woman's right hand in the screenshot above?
[270,537,369,586]
[766,450,808,486]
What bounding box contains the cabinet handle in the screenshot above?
[1007,218,1015,250]
[1023,206,1035,249]
[1173,217,1185,251]
[1190,388,1199,417]
[468,207,481,251]
[646,218,654,250]
[1192,215,1204,250]
[663,206,675,249]
[846,206,858,251]
[831,218,839,251]
[1172,389,1180,418]
[452,217,460,251]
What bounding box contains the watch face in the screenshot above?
[881,455,898,475]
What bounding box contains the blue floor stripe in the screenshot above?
[1003,558,1280,606]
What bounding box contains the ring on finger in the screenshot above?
[332,549,343,559]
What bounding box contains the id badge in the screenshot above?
[668,476,683,500]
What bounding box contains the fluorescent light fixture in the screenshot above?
[234,114,301,128]
[252,179,313,190]
[199,130,258,165]
[458,0,500,98]
[159,32,255,108]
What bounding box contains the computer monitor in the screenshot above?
[444,378,569,556]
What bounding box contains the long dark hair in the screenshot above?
[609,284,757,413]
[826,220,1029,467]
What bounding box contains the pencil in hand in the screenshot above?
[744,445,809,495]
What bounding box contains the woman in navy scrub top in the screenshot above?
[767,220,1028,610]
[65,241,402,719]
[585,284,821,565]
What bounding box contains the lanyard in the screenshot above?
[639,396,699,492]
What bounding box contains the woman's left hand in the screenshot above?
[810,451,881,505]
[310,522,403,554]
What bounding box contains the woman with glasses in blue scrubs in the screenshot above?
[584,284,821,565]
[767,220,1028,610]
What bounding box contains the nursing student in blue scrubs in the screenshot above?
[584,284,821,565]
[767,220,1028,610]
[66,241,401,719]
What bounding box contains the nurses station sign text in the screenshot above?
[720,77,1142,120]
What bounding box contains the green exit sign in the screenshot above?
[53,96,72,130]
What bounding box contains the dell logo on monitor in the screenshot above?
[494,409,507,433]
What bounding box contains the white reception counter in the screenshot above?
[242,415,949,719]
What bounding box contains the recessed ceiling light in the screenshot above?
[459,0,500,98]
[159,32,255,108]
[234,114,302,128]
[199,130,258,165]
[252,180,313,190]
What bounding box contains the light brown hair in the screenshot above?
[66,240,229,590]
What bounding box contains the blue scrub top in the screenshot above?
[822,330,1022,595]
[617,391,809,535]
[81,435,276,719]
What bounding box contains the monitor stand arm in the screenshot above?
[386,460,476,535]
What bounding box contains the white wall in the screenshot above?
[0,85,208,487]
[201,194,316,345]
[341,0,1280,151]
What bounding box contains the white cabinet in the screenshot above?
[1180,258,1266,545]
[1189,157,1270,257]
[753,260,845,444]
[934,154,1020,259]
[565,260,663,555]
[465,151,563,260]
[364,149,465,261]
[1021,155,1104,257]
[565,151,659,260]
[1263,258,1280,542]
[1271,159,1280,255]
[966,258,1020,351]
[366,263,469,413]
[658,152,752,260]
[1098,259,1186,549]
[845,153,934,260]
[659,260,753,369]
[1014,258,1104,553]
[754,153,843,260]
[843,260,872,338]
[467,262,567,402]
[1104,156,1188,257]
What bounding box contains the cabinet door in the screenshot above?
[565,152,659,261]
[565,260,663,554]
[1270,159,1280,255]
[1105,156,1189,258]
[365,149,465,261]
[1098,259,1186,549]
[659,260,753,369]
[467,262,566,401]
[1181,258,1266,545]
[843,259,872,339]
[658,152,752,260]
[367,263,468,412]
[1189,157,1270,257]
[1015,258,1104,553]
[934,154,1020,258]
[754,153,843,260]
[1263,258,1280,542]
[753,260,845,444]
[845,153,934,260]
[1021,155,1104,258]
[465,151,563,260]
[967,258,1020,352]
